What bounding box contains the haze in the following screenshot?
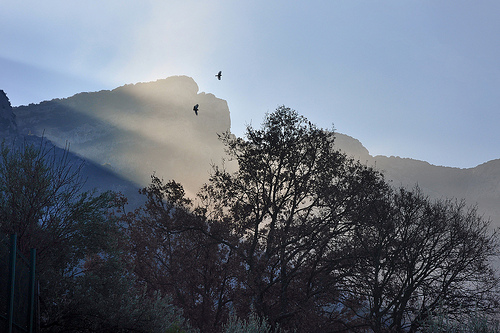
[1,1,500,168]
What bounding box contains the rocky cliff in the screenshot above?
[14,76,231,196]
[0,90,18,138]
[9,76,500,227]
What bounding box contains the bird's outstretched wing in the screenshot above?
[216,71,222,80]
[193,104,199,115]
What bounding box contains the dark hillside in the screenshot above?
[0,89,142,210]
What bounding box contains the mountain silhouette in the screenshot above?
[0,90,18,138]
[334,133,500,229]
[0,89,144,210]
[4,76,499,229]
[14,76,232,197]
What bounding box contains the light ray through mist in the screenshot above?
[2,1,500,168]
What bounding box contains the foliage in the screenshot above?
[127,106,500,332]
[421,305,500,333]
[0,139,189,332]
[224,312,272,333]
[52,253,189,333]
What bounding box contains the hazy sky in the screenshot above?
[1,1,499,168]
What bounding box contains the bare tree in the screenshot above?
[345,186,500,332]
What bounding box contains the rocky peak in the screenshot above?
[0,90,18,137]
[13,76,232,196]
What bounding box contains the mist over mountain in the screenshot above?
[14,76,232,197]
[3,76,499,228]
[334,133,500,228]
[0,88,143,208]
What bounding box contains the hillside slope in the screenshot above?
[9,76,500,228]
[0,89,143,209]
[334,133,500,228]
[15,76,231,196]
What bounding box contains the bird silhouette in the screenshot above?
[193,104,199,116]
[215,71,222,80]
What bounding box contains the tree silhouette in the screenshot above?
[0,139,187,332]
[196,107,390,330]
[127,107,499,332]
[345,186,500,332]
[126,176,239,332]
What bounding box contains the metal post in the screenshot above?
[6,234,17,333]
[28,248,36,333]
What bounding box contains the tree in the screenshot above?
[127,107,388,331]
[0,139,115,296]
[346,186,500,332]
[127,106,499,332]
[126,175,239,333]
[224,311,272,333]
[0,139,188,332]
[194,106,389,331]
[53,251,189,333]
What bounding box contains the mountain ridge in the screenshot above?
[13,76,232,197]
[2,76,498,227]
[334,132,500,226]
[0,89,144,208]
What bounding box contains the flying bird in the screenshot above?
[215,71,222,80]
[193,104,199,116]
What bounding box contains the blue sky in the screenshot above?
[1,1,499,168]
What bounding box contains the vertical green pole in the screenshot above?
[28,248,36,333]
[7,234,17,333]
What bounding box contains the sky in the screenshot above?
[1,1,499,169]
